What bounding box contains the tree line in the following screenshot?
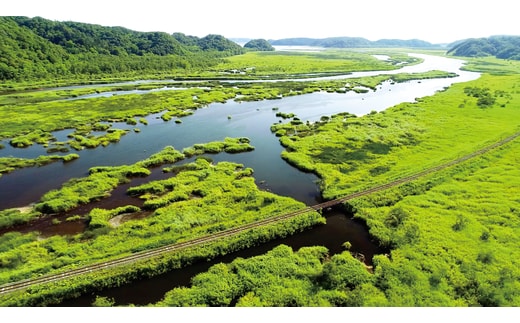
[448,36,520,60]
[0,16,245,81]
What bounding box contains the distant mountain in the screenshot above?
[269,37,440,48]
[373,39,435,48]
[447,36,520,60]
[270,38,323,46]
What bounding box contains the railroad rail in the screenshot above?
[1,130,519,296]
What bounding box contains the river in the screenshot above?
[0,53,480,306]
[0,53,479,210]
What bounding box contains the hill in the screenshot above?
[10,16,189,56]
[0,17,71,80]
[447,35,520,60]
[244,39,275,51]
[0,16,245,81]
[269,37,439,48]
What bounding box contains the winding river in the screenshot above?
[0,53,480,305]
[0,53,479,210]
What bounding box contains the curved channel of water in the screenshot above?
[0,53,479,210]
[42,53,475,101]
[0,52,481,306]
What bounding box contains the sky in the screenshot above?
[3,0,519,44]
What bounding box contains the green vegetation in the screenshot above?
[0,154,79,177]
[181,137,254,156]
[0,209,322,307]
[67,128,129,150]
[0,209,40,229]
[31,138,254,214]
[244,39,275,51]
[0,87,235,145]
[448,36,520,60]
[274,71,520,200]
[33,145,186,215]
[0,16,244,83]
[156,244,375,306]
[3,29,520,307]
[210,50,420,78]
[154,139,520,307]
[0,142,323,306]
[143,56,520,307]
[0,50,440,165]
[343,137,520,306]
[35,164,150,214]
[458,56,520,75]
[0,138,254,225]
[0,53,440,157]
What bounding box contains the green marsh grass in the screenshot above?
[211,50,420,77]
[0,142,321,305]
[0,154,79,178]
[275,72,520,200]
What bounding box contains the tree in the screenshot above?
[321,252,373,289]
[385,206,409,228]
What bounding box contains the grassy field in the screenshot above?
[209,50,420,77]
[345,134,520,306]
[151,129,520,306]
[193,55,520,306]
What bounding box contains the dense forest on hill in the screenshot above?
[269,37,439,48]
[244,39,275,51]
[0,16,244,81]
[448,36,520,60]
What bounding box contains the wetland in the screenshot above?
[2,48,520,307]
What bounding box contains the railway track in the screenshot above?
[1,130,519,296]
[313,130,520,210]
[0,206,317,296]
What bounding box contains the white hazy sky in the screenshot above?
[3,0,518,44]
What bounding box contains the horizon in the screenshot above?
[3,0,519,45]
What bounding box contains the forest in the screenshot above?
[448,35,520,60]
[0,16,244,82]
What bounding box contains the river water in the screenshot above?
[0,53,480,306]
[0,53,479,210]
